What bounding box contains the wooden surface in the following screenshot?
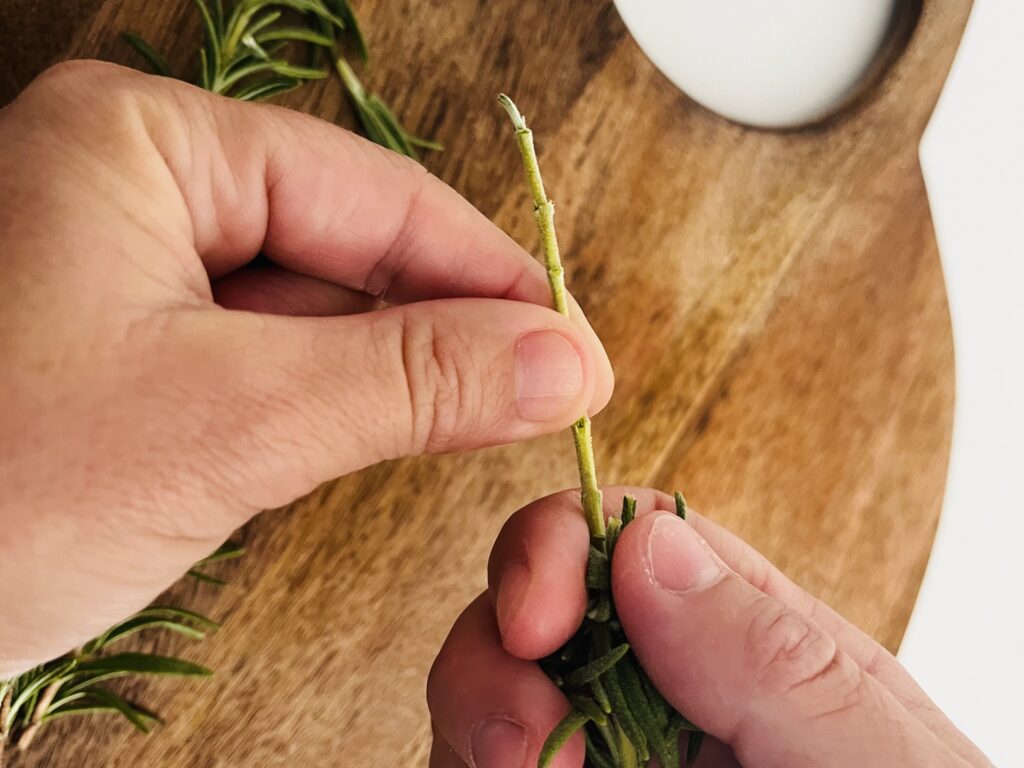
[1,1,970,765]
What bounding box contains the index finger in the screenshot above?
[487,487,674,659]
[19,61,551,305]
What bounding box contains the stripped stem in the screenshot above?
[16,678,60,751]
[1,682,11,764]
[499,94,605,543]
[17,645,82,751]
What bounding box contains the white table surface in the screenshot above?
[900,3,1024,765]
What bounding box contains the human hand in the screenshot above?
[427,489,991,767]
[0,61,613,677]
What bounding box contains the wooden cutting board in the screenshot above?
[2,1,969,765]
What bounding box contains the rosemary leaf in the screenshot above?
[675,491,688,520]
[568,695,608,727]
[69,653,212,682]
[686,730,705,764]
[194,541,245,567]
[617,657,670,765]
[591,676,613,714]
[91,606,220,650]
[621,495,638,526]
[538,709,590,768]
[602,668,649,762]
[586,546,611,591]
[327,0,369,62]
[193,0,223,78]
[121,32,174,77]
[232,76,301,101]
[121,1,439,160]
[585,731,618,768]
[187,568,227,586]
[4,662,74,731]
[42,688,160,733]
[258,26,335,47]
[565,644,630,689]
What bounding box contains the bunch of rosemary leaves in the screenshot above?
[124,0,440,159]
[499,95,704,768]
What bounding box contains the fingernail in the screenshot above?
[648,515,722,593]
[470,717,527,768]
[496,561,531,637]
[515,331,585,422]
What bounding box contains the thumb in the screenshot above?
[173,298,611,511]
[611,512,958,768]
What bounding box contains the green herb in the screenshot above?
[0,542,242,762]
[123,0,439,159]
[500,95,704,768]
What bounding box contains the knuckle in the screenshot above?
[399,314,477,454]
[745,597,843,697]
[18,59,154,142]
[29,59,117,91]
[24,61,143,121]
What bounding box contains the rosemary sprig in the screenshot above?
[0,542,242,762]
[123,0,439,159]
[499,96,704,768]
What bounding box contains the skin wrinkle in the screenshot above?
[739,526,971,748]
[87,82,213,297]
[363,162,432,299]
[698,508,992,768]
[306,316,396,469]
[395,308,429,460]
[241,324,353,502]
[260,111,369,280]
[429,315,463,453]
[207,105,266,262]
[180,316,314,513]
[401,308,448,457]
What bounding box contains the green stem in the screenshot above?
[499,95,605,543]
[1,682,11,763]
[16,679,58,751]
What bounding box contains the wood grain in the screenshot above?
[1,0,969,765]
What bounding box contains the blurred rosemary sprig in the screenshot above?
[0,541,242,763]
[123,0,439,159]
[500,95,704,768]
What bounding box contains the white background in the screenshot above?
[900,3,1024,765]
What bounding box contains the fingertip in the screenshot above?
[488,489,678,660]
[488,493,591,660]
[587,346,615,418]
[611,510,726,656]
[430,723,469,768]
[565,298,614,417]
[429,595,585,768]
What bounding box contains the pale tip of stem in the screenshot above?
[498,93,529,132]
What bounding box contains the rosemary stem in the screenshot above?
[499,94,606,544]
[1,683,11,761]
[1,683,10,734]
[17,677,60,751]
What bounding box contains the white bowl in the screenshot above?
[611,0,904,128]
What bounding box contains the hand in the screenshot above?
[427,489,992,768]
[0,61,613,677]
